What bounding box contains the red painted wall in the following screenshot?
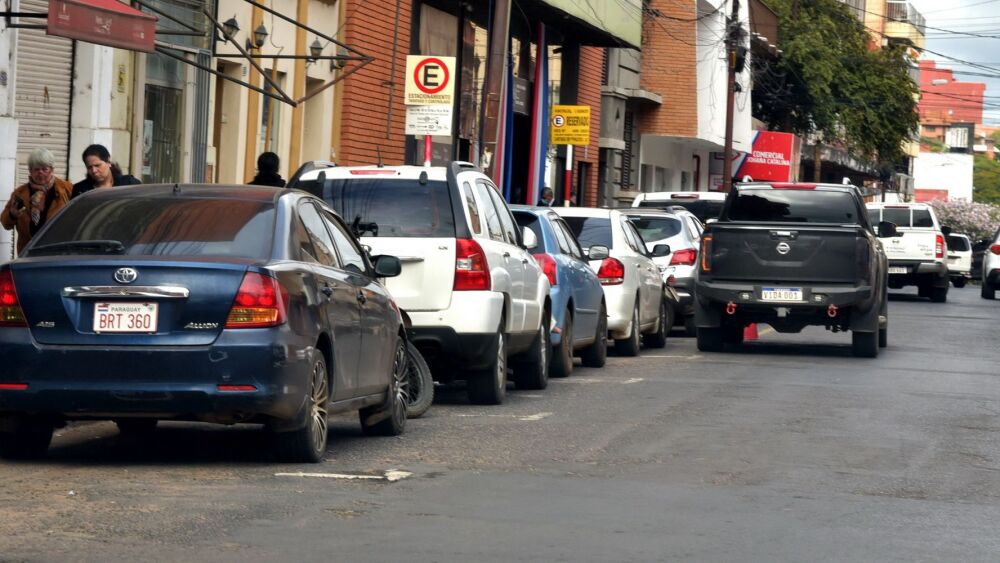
[919,60,985,125]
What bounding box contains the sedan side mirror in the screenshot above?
[877,221,898,238]
[521,226,538,250]
[650,244,671,258]
[372,255,402,277]
[587,245,610,261]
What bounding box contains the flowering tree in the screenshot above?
[929,200,1000,242]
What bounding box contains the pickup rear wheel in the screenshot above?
[953,278,967,289]
[928,285,948,303]
[852,330,879,358]
[696,326,724,352]
[722,324,744,345]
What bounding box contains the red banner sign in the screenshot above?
[48,0,157,53]
[735,131,802,183]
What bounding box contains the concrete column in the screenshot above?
[69,44,117,181]
[0,13,17,261]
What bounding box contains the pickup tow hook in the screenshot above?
[726,302,737,315]
[827,304,839,318]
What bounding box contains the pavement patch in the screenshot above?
[275,470,413,482]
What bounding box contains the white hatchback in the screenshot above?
[291,162,552,404]
[551,207,670,356]
[946,234,973,288]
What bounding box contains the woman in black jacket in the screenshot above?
[72,144,141,199]
[249,152,286,187]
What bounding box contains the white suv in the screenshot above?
[291,162,551,404]
[981,229,1000,300]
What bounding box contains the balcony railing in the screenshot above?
[887,1,926,36]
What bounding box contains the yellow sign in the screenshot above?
[550,105,591,145]
[404,55,456,106]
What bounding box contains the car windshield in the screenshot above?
[947,235,970,252]
[640,199,723,223]
[627,216,682,243]
[562,216,613,249]
[26,198,275,259]
[727,189,859,223]
[297,177,455,238]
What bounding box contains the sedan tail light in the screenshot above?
[700,235,713,273]
[454,238,491,291]
[991,244,1000,256]
[533,253,558,286]
[0,269,27,327]
[935,234,945,260]
[596,257,625,285]
[226,272,287,328]
[670,248,698,266]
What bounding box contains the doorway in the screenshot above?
[143,84,184,183]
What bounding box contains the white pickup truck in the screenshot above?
[866,203,950,303]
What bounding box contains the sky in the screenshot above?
[909,0,1000,125]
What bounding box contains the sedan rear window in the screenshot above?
[562,216,613,249]
[27,198,274,259]
[626,216,682,243]
[727,189,859,223]
[299,178,455,238]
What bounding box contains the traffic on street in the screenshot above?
[0,285,996,560]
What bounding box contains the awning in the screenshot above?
[47,0,157,53]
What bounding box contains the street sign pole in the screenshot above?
[722,0,740,192]
[564,145,573,207]
[424,135,432,166]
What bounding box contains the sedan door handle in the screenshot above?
[356,291,367,305]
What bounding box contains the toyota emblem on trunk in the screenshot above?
[776,242,791,255]
[114,267,138,284]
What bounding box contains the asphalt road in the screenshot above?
[1,285,998,562]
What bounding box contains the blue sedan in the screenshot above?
[512,207,608,377]
[0,185,409,462]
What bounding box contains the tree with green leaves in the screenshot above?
[752,0,919,178]
[974,154,1000,204]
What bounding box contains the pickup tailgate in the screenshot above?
[882,230,936,262]
[708,224,868,284]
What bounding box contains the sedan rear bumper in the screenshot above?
[0,328,312,425]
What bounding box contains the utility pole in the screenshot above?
[722,0,742,192]
[480,0,512,183]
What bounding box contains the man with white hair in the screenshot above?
[1,148,73,253]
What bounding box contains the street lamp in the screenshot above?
[308,38,323,63]
[222,16,240,40]
[330,46,349,71]
[253,23,269,49]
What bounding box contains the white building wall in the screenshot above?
[695,0,751,155]
[0,8,17,261]
[69,44,118,182]
[913,152,974,201]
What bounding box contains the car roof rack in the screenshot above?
[287,160,337,191]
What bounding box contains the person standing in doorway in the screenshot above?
[537,187,555,207]
[1,148,73,253]
[248,152,286,187]
[72,144,141,199]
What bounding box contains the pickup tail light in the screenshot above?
[454,238,491,291]
[226,272,287,328]
[670,248,698,266]
[991,244,1000,256]
[700,235,713,273]
[596,257,625,285]
[935,234,945,260]
[0,270,27,327]
[533,253,558,286]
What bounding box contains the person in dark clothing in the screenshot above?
[71,144,141,199]
[537,187,554,207]
[249,152,286,187]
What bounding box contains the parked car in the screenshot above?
[551,207,670,356]
[697,183,890,358]
[865,202,950,303]
[291,162,551,404]
[980,229,1000,300]
[511,206,608,377]
[631,191,727,223]
[971,236,992,282]
[623,208,703,335]
[946,233,973,288]
[0,185,409,462]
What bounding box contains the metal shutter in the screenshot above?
[14,0,73,186]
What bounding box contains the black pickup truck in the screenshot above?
[694,183,895,358]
